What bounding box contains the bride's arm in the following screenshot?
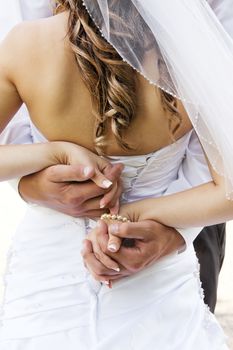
[0,33,57,179]
[120,163,233,228]
[0,29,112,187]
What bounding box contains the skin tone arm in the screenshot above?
[83,149,233,284]
[89,162,232,282]
[18,163,123,217]
[82,220,185,283]
[83,165,230,284]
[0,32,117,189]
[119,166,232,228]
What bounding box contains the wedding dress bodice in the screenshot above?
[30,121,192,202]
[0,122,226,350]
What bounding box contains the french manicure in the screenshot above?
[83,166,93,177]
[108,243,117,252]
[100,200,106,209]
[112,267,120,272]
[102,179,112,189]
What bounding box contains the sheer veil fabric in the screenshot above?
[82,0,233,198]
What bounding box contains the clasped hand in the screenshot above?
[19,142,124,217]
[83,218,185,285]
[18,141,185,284]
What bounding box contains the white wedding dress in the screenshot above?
[0,125,228,350]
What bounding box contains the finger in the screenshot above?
[47,164,95,183]
[109,199,120,215]
[94,250,121,273]
[91,163,123,193]
[66,182,106,203]
[90,225,121,272]
[91,271,123,283]
[81,239,93,256]
[109,221,155,240]
[81,196,104,211]
[107,233,122,253]
[101,179,123,210]
[107,246,148,273]
[82,244,120,281]
[91,168,113,189]
[99,182,118,209]
[103,163,124,182]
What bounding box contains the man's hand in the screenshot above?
[18,163,123,218]
[82,220,185,283]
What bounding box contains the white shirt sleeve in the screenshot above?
[208,0,233,37]
[164,131,212,249]
[0,107,33,146]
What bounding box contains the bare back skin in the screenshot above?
[4,12,193,156]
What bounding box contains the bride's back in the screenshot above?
[3,11,192,156]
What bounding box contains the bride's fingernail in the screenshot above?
[108,243,117,252]
[100,200,106,208]
[112,267,120,272]
[102,179,112,188]
[83,166,93,177]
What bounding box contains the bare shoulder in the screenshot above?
[0,13,69,79]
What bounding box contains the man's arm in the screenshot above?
[83,220,185,284]
[19,163,123,218]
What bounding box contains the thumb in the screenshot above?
[107,233,122,253]
[109,222,146,240]
[48,164,95,183]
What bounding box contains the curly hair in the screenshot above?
[55,0,181,153]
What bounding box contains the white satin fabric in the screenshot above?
[0,127,228,349]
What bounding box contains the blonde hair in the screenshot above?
[56,0,181,153]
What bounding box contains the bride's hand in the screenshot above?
[50,141,124,212]
[83,219,185,286]
[52,141,114,188]
[86,221,120,273]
